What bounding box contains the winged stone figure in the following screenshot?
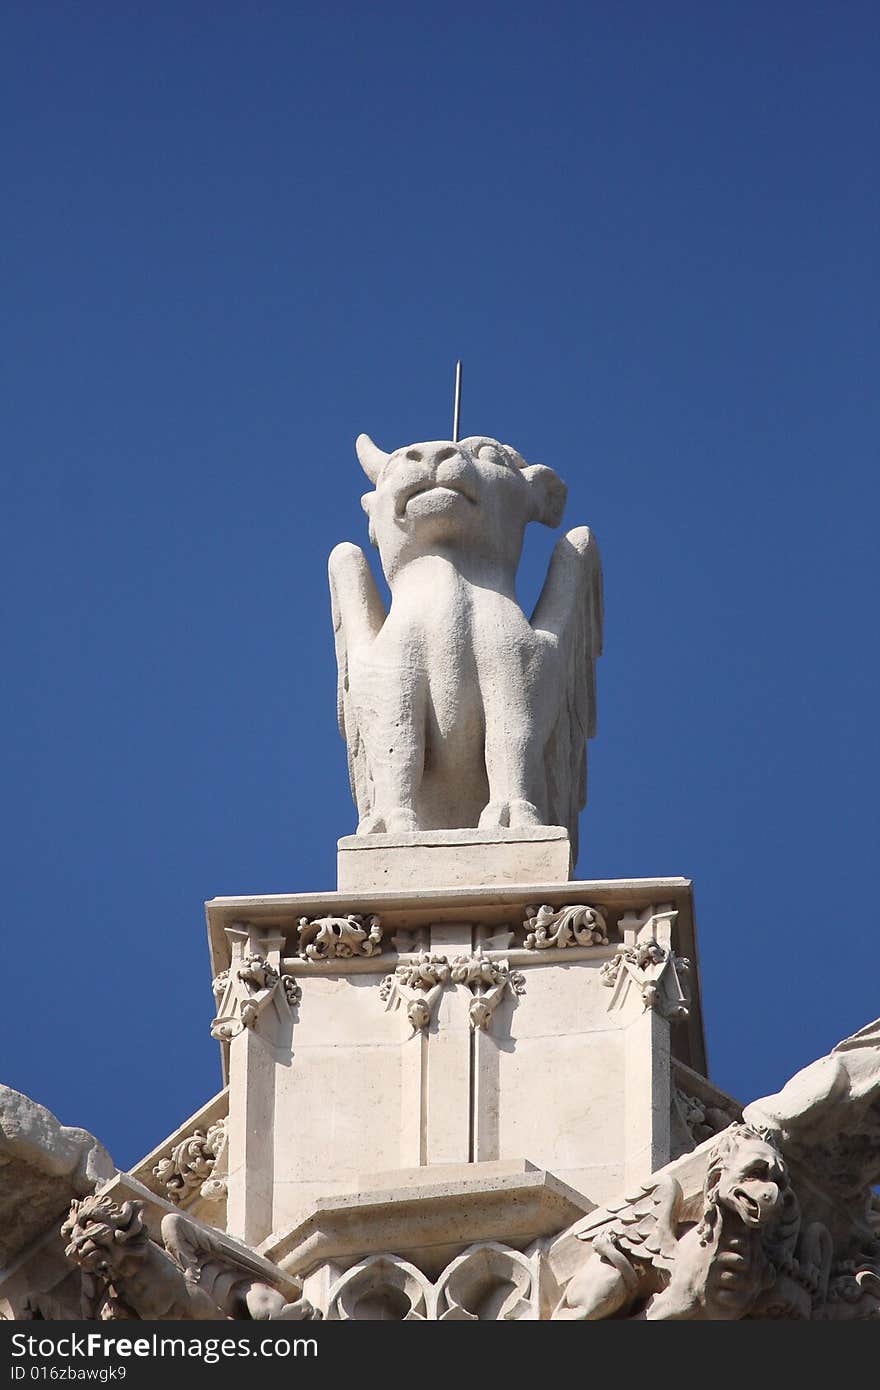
[329,433,603,862]
[61,1195,318,1320]
[552,1126,799,1320]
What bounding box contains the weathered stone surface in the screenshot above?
[0,1086,115,1269]
[262,1161,592,1280]
[200,889,705,1250]
[330,434,602,863]
[337,825,572,891]
[743,1016,880,1208]
[60,1189,319,1320]
[544,1019,880,1320]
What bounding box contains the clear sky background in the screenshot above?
[2,2,878,1169]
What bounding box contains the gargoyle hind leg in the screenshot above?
[350,653,427,834]
[552,1255,633,1320]
[477,637,552,831]
[479,722,546,831]
[244,1283,319,1321]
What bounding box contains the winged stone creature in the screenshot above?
[61,1194,318,1320]
[329,433,603,861]
[551,1125,800,1321]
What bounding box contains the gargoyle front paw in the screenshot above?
[478,800,511,829]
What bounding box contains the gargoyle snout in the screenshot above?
[735,1180,780,1218]
[404,444,459,469]
[404,444,471,489]
[755,1181,780,1212]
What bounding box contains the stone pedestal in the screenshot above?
[203,875,709,1284]
[337,826,572,891]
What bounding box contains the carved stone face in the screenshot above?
[357,435,567,579]
[711,1133,789,1229]
[61,1196,147,1272]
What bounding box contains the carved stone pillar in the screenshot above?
[224,924,286,1247]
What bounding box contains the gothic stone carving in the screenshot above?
[61,1195,318,1321]
[674,1087,739,1145]
[380,950,525,1032]
[328,1255,430,1320]
[297,913,382,961]
[449,951,526,1030]
[553,1125,804,1321]
[152,1118,227,1206]
[329,433,602,856]
[596,903,690,1021]
[435,1244,536,1320]
[820,1245,880,1320]
[742,1015,880,1211]
[523,903,608,950]
[600,940,690,1021]
[210,954,299,1042]
[379,954,450,1031]
[326,1244,538,1320]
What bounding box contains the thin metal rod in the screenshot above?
[452,359,462,442]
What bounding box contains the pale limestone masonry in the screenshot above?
[203,879,705,1250]
[1,430,877,1322]
[336,825,572,891]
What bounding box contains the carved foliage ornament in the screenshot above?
[152,1118,227,1206]
[379,954,450,1032]
[450,951,526,1030]
[674,1087,740,1146]
[600,940,691,1021]
[380,950,525,1033]
[297,914,382,961]
[523,903,608,950]
[211,954,300,1042]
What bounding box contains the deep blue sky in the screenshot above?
[2,3,877,1169]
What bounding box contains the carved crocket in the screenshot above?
[329,433,602,859]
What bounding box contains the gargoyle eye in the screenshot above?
[477,443,508,466]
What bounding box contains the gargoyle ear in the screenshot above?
[521,463,568,529]
[114,1201,144,1242]
[704,1162,722,1205]
[360,492,377,547]
[355,433,389,484]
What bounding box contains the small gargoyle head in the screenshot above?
[703,1125,793,1233]
[61,1195,149,1273]
[355,433,567,580]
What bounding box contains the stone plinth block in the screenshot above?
[262,1161,592,1279]
[205,877,707,1237]
[337,825,572,891]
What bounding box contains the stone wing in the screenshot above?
[159,1212,299,1313]
[533,527,603,864]
[328,542,387,825]
[571,1174,684,1274]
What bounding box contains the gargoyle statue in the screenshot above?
[329,433,602,861]
[552,1125,800,1320]
[743,1015,880,1210]
[61,1194,319,1321]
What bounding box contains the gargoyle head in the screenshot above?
[61,1194,149,1274]
[355,433,567,580]
[704,1124,793,1232]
